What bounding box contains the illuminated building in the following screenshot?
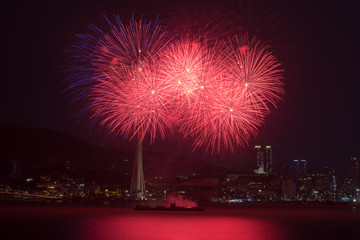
[253,145,265,174]
[349,156,360,187]
[292,160,299,174]
[253,145,273,174]
[300,160,307,175]
[264,146,273,174]
[292,159,306,176]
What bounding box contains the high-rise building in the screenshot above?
[264,146,273,174]
[253,145,273,174]
[300,160,307,175]
[292,159,306,176]
[253,145,265,174]
[292,160,299,175]
[10,160,16,179]
[349,156,360,187]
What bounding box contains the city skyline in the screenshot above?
[1,123,358,180]
[2,141,359,203]
[1,124,356,176]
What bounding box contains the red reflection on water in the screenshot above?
[81,209,287,240]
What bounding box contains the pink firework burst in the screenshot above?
[159,40,229,107]
[96,15,174,67]
[159,40,207,103]
[188,81,268,153]
[90,62,176,143]
[226,35,284,112]
[66,15,176,143]
[160,36,284,153]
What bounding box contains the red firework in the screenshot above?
[226,35,284,112]
[158,36,283,153]
[159,40,207,106]
[90,62,176,143]
[66,15,176,143]
[67,14,284,153]
[187,81,268,153]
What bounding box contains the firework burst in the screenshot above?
[187,81,268,153]
[91,63,176,143]
[65,15,176,143]
[158,36,284,153]
[159,40,209,106]
[65,14,284,154]
[226,35,284,112]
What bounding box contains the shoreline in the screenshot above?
[0,199,358,210]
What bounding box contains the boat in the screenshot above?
[134,203,205,211]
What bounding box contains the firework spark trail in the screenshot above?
[91,63,176,143]
[65,15,176,143]
[226,35,284,112]
[159,40,209,107]
[97,15,174,67]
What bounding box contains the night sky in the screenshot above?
[1,0,359,171]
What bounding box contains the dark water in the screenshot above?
[1,205,359,240]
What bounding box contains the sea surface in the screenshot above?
[1,204,359,240]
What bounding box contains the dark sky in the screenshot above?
[1,0,359,171]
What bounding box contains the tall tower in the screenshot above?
[130,138,146,200]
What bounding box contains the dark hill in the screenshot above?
[0,125,227,182]
[1,125,132,177]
